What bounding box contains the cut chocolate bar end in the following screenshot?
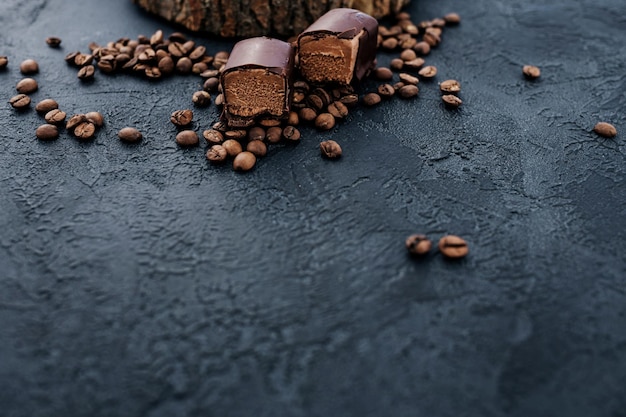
[221,37,294,127]
[297,8,378,85]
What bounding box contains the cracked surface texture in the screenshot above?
[0,0,625,416]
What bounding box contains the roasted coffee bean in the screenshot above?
[144,66,162,79]
[403,58,425,71]
[423,32,441,47]
[292,91,306,104]
[413,41,431,56]
[265,127,283,144]
[203,77,220,92]
[399,73,419,85]
[440,79,461,93]
[399,37,417,50]
[444,13,461,25]
[523,65,541,79]
[593,122,617,138]
[170,109,193,127]
[206,145,228,163]
[400,49,417,62]
[233,151,256,172]
[418,65,438,78]
[189,46,206,61]
[169,32,187,43]
[327,101,349,119]
[405,234,432,256]
[294,80,310,92]
[307,94,325,111]
[200,69,220,78]
[222,139,243,156]
[97,59,116,73]
[192,63,208,76]
[393,81,406,91]
[374,67,393,80]
[0,56,8,70]
[176,57,193,74]
[340,94,359,107]
[430,18,447,28]
[203,129,224,144]
[9,94,31,109]
[377,83,396,98]
[442,94,462,108]
[299,107,318,122]
[224,130,247,140]
[287,111,299,126]
[20,59,39,74]
[390,58,404,71]
[362,92,382,106]
[246,139,267,157]
[138,48,156,63]
[214,93,224,106]
[65,51,80,65]
[46,36,62,48]
[181,40,195,55]
[148,29,163,46]
[282,125,301,141]
[399,84,419,98]
[168,42,185,57]
[74,53,94,67]
[117,127,142,143]
[381,37,399,50]
[320,140,342,159]
[77,65,95,80]
[248,126,265,142]
[36,124,59,141]
[44,109,66,125]
[256,119,279,128]
[314,113,335,131]
[213,51,229,69]
[192,90,211,107]
[137,35,150,44]
[74,121,96,140]
[16,78,38,94]
[122,57,138,70]
[66,114,87,131]
[85,111,104,127]
[212,120,228,131]
[175,130,199,146]
[35,99,58,114]
[156,55,174,75]
[438,235,469,259]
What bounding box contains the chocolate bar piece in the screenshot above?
[221,37,295,127]
[297,8,378,85]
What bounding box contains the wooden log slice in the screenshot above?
[133,0,411,38]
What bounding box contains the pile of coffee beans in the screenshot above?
[406,234,469,259]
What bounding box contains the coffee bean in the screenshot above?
[203,129,224,144]
[118,127,143,142]
[403,58,425,71]
[74,53,94,67]
[418,65,437,78]
[247,126,265,142]
[374,67,393,80]
[442,94,462,108]
[398,73,419,85]
[265,127,283,144]
[224,130,247,140]
[175,130,199,146]
[320,140,342,159]
[307,94,325,111]
[400,49,417,62]
[73,121,96,140]
[222,139,243,156]
[214,94,224,106]
[259,118,282,127]
[192,90,211,107]
[327,101,349,119]
[176,57,193,74]
[77,65,96,80]
[282,125,301,141]
[340,94,359,107]
[213,51,229,69]
[97,59,116,73]
[315,113,336,131]
[206,145,228,163]
[9,94,31,109]
[0,56,8,70]
[438,235,469,259]
[377,83,396,98]
[20,59,39,74]
[203,77,219,92]
[192,63,209,76]
[212,120,228,131]
[287,111,300,126]
[157,55,174,75]
[405,234,432,256]
[299,107,318,122]
[168,42,185,57]
[144,66,162,79]
[149,30,164,46]
[390,58,404,71]
[413,41,431,56]
[523,65,541,79]
[35,124,59,141]
[85,111,104,127]
[35,99,58,114]
[169,32,187,43]
[399,37,417,50]
[44,109,66,125]
[444,13,461,25]
[233,151,256,172]
[423,32,441,47]
[182,40,196,55]
[16,78,38,94]
[440,79,461,93]
[363,92,382,106]
[46,36,62,48]
[200,69,220,78]
[593,122,617,138]
[294,80,310,92]
[246,140,267,157]
[66,114,87,131]
[65,51,80,65]
[381,37,399,50]
[430,18,446,28]
[189,46,206,61]
[399,84,419,98]
[170,109,193,127]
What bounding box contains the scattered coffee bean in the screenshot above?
[74,53,94,67]
[259,118,282,127]
[444,13,461,25]
[175,130,199,146]
[20,59,39,74]
[340,94,359,107]
[44,109,67,125]
[157,56,175,75]
[399,84,419,98]
[523,65,541,79]
[307,94,325,111]
[85,111,104,127]
[16,78,38,94]
[222,139,243,156]
[400,49,417,61]
[203,77,219,92]
[418,65,437,78]
[283,125,301,141]
[247,126,265,142]
[315,113,336,130]
[77,65,96,80]
[438,235,469,259]
[203,129,224,145]
[46,37,62,48]
[214,93,224,106]
[265,127,283,144]
[374,67,393,80]
[170,109,193,127]
[377,83,396,98]
[35,99,59,114]
[442,94,462,108]
[36,124,59,141]
[192,90,211,107]
[224,130,247,140]
[176,57,193,74]
[403,58,425,71]
[233,151,256,172]
[413,41,431,56]
[212,120,228,131]
[9,94,31,109]
[393,81,406,91]
[440,79,461,93]
[327,101,349,119]
[390,58,404,71]
[423,32,440,47]
[66,114,87,131]
[363,92,382,106]
[405,234,432,256]
[593,122,617,138]
[246,140,267,157]
[74,121,96,140]
[299,107,318,123]
[206,145,228,163]
[320,140,342,159]
[0,56,8,70]
[118,127,143,142]
[65,51,80,65]
[381,37,399,50]
[398,73,419,85]
[287,111,300,126]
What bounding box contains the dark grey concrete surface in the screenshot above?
[1,0,625,416]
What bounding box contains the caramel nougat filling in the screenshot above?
[298,31,364,84]
[222,68,287,118]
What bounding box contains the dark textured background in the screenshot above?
[1,0,625,416]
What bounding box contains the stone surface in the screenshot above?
[0,0,625,416]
